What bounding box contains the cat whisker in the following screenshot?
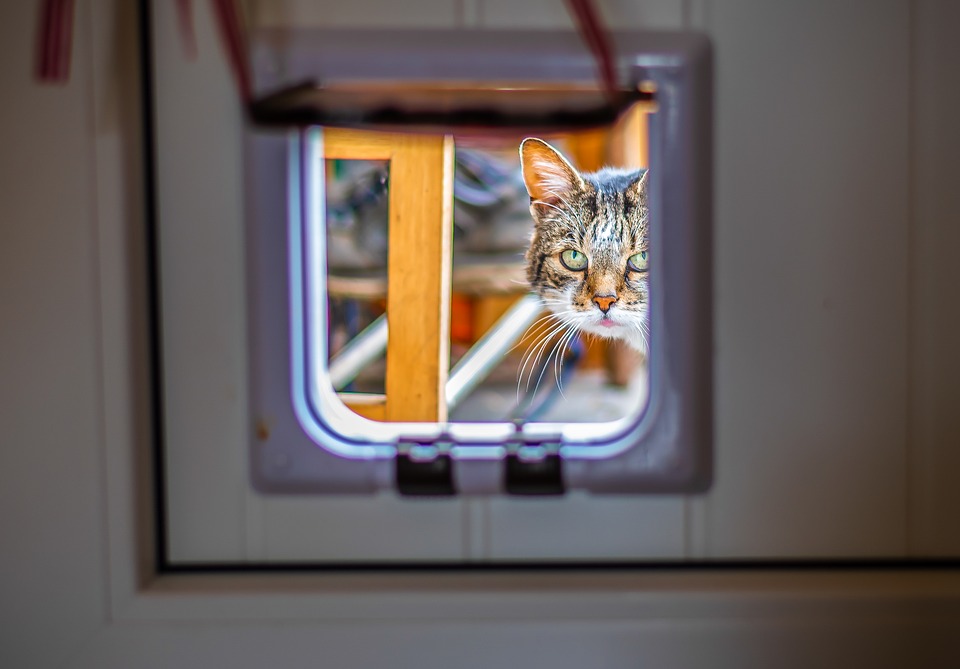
[529,322,574,400]
[521,306,588,403]
[519,314,579,394]
[522,317,572,376]
[631,319,651,350]
[517,335,561,404]
[510,309,577,346]
[505,313,561,357]
[516,318,572,400]
[552,326,581,398]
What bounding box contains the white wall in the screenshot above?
[0,0,142,665]
[158,0,960,562]
[2,0,960,667]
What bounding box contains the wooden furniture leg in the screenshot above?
[324,129,454,422]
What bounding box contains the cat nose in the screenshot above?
[593,294,618,313]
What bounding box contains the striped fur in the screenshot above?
[519,138,649,353]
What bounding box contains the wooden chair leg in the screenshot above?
[384,135,454,422]
[324,129,454,423]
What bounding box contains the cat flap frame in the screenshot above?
[246,29,712,495]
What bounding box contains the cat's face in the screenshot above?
[520,138,650,352]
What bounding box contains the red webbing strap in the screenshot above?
[175,0,198,60]
[35,0,75,84]
[174,0,252,100]
[564,0,619,96]
[209,0,252,101]
[207,0,615,104]
[33,0,615,102]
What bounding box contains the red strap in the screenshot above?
[204,0,614,105]
[173,0,251,98]
[209,0,252,101]
[565,0,618,95]
[175,0,198,60]
[35,0,75,84]
[34,0,614,102]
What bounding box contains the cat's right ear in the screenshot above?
[520,138,585,206]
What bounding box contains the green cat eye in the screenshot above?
[628,250,649,272]
[560,249,588,271]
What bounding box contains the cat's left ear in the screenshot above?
[520,138,586,206]
[627,169,649,204]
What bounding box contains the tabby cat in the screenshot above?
[519,138,650,355]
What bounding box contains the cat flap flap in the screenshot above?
[246,30,664,133]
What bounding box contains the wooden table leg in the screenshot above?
[384,135,455,422]
[324,129,454,423]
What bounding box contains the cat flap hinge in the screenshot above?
[395,442,455,496]
[505,443,565,496]
[395,441,565,496]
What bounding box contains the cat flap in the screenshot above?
[248,81,652,135]
[244,29,713,496]
[247,30,660,134]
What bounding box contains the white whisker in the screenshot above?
[516,317,572,401]
[553,326,580,398]
[522,320,570,390]
[530,322,572,399]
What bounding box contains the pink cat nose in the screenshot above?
[593,294,618,313]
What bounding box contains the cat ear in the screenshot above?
[520,138,585,206]
[627,168,649,204]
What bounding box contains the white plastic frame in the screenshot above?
[246,29,713,495]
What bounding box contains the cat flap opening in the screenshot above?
[245,29,712,496]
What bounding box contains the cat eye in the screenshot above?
[627,250,649,272]
[560,249,589,271]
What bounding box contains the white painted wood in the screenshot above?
[160,0,923,563]
[689,0,911,558]
[91,0,157,605]
[684,0,711,30]
[908,0,960,556]
[250,0,458,28]
[0,2,107,666]
[62,613,960,669]
[152,0,470,562]
[463,499,488,561]
[478,0,684,29]
[76,568,960,668]
[152,0,252,561]
[487,494,686,560]
[258,496,466,561]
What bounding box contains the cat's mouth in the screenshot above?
[598,317,619,328]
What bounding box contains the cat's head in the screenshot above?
[520,138,650,352]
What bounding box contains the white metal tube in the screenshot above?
[328,315,389,390]
[445,293,543,409]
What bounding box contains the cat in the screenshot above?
[519,137,650,355]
